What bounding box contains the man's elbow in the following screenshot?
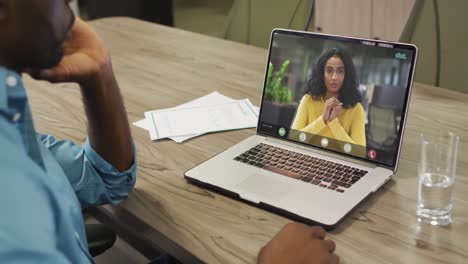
[108,171,137,205]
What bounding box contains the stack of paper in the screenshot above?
[134,92,260,143]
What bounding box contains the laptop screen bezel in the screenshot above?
[256,29,418,170]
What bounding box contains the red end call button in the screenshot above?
[368,149,377,160]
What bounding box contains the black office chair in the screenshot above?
[367,105,398,148]
[366,85,406,163]
[85,223,117,257]
[82,209,117,258]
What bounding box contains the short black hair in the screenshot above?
[305,48,361,108]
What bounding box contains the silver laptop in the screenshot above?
[185,29,418,229]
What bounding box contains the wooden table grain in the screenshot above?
[24,17,468,264]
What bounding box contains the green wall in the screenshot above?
[404,0,467,93]
[224,0,468,93]
[223,0,310,48]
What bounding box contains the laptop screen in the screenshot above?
[257,30,417,167]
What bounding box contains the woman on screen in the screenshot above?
[291,48,366,147]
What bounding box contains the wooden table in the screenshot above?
[24,18,468,264]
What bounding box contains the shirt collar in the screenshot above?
[0,66,25,110]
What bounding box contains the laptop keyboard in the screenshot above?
[233,143,368,193]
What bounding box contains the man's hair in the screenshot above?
[305,48,361,108]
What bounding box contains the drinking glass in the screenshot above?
[417,132,459,226]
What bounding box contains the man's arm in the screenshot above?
[80,61,133,172]
[38,133,136,207]
[39,18,133,172]
[34,18,136,207]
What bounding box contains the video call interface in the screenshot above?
[258,31,416,166]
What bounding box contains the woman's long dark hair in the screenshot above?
[306,48,361,108]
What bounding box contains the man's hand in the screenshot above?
[37,17,110,84]
[258,223,339,264]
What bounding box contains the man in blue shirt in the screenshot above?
[0,0,136,262]
[0,0,339,263]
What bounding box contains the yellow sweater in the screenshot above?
[291,95,366,146]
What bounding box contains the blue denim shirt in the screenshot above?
[0,67,137,263]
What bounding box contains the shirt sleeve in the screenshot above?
[0,121,72,263]
[38,133,137,208]
[291,95,327,134]
[327,103,366,147]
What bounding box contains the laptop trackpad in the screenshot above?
[235,173,289,203]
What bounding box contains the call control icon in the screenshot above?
[368,149,377,160]
[299,133,307,142]
[278,127,286,137]
[344,143,352,153]
[321,138,329,147]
